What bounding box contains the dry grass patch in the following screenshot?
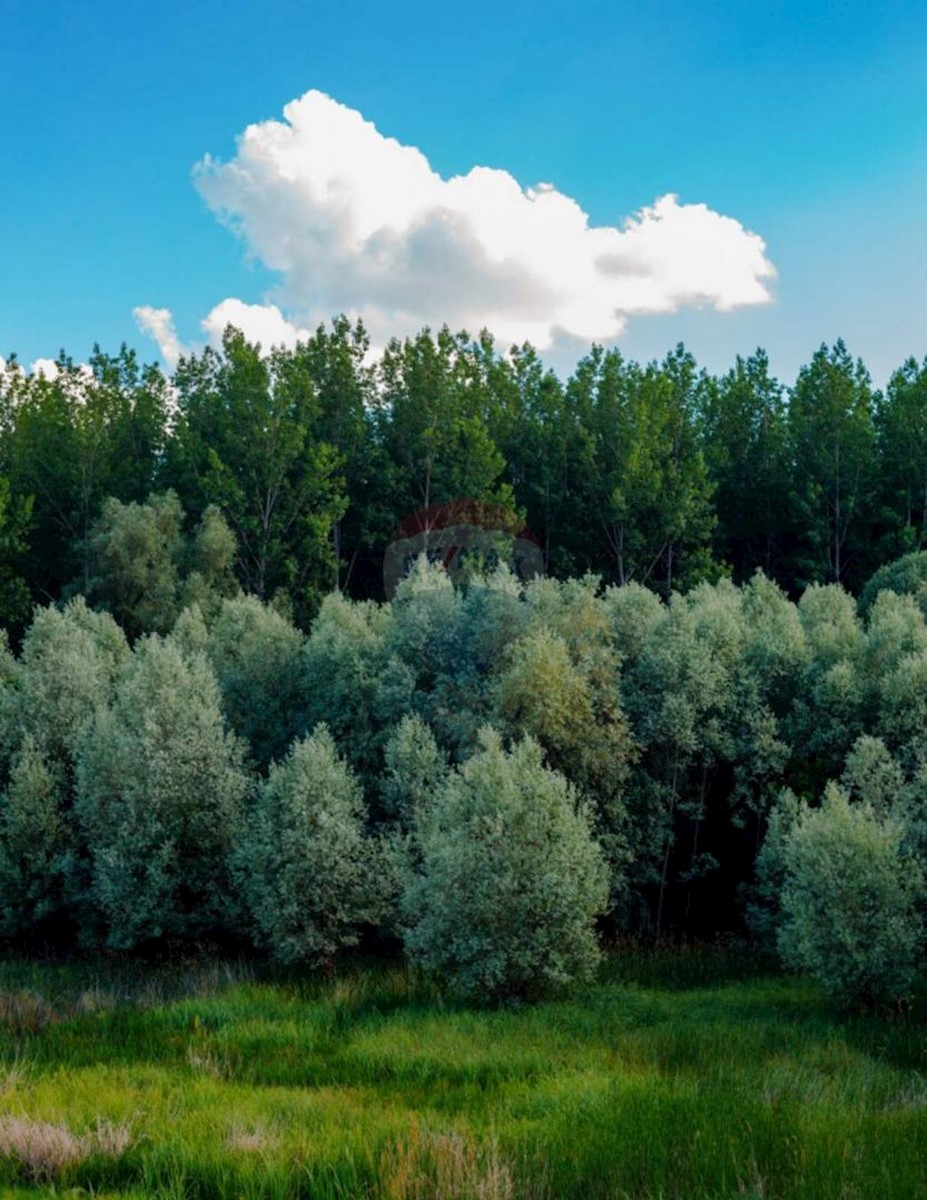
[380,1126,518,1200]
[0,1116,133,1181]
[0,990,59,1035]
[227,1125,278,1153]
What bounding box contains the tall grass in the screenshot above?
[0,949,924,1199]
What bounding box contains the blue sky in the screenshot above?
[3,0,927,385]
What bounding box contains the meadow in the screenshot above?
[0,947,925,1200]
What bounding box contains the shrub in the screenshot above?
[381,715,448,831]
[205,595,305,768]
[0,737,68,938]
[238,725,377,964]
[860,550,927,618]
[776,783,924,1006]
[403,728,608,1002]
[76,636,249,948]
[1,598,129,771]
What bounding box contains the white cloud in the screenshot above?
[193,90,775,349]
[29,358,61,380]
[200,298,310,350]
[133,306,186,369]
[134,90,776,362]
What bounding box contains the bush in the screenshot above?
[205,595,305,768]
[860,550,927,619]
[76,636,249,948]
[238,725,378,964]
[381,714,448,832]
[776,783,924,1006]
[403,728,608,1002]
[0,737,68,938]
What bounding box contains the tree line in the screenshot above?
[2,321,927,628]
[2,551,927,1004]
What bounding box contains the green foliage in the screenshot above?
[167,327,346,621]
[860,549,927,618]
[205,595,305,768]
[238,725,377,965]
[380,714,448,831]
[301,591,392,783]
[788,340,876,588]
[0,598,129,772]
[2,347,168,601]
[776,784,924,1005]
[85,490,237,637]
[75,635,249,949]
[0,737,68,937]
[403,729,609,1001]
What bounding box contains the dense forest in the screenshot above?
[2,321,927,1005]
[3,322,927,624]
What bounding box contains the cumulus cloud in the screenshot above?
[200,298,311,350]
[134,306,186,369]
[30,358,62,380]
[136,89,776,362]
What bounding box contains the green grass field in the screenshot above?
[0,947,924,1200]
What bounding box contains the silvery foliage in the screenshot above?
[204,595,306,769]
[76,634,249,948]
[775,783,924,1005]
[238,724,379,965]
[403,728,609,1001]
[0,737,68,936]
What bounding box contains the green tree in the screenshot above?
[301,591,393,786]
[75,636,249,948]
[376,328,512,521]
[788,341,876,588]
[299,317,382,592]
[569,346,715,593]
[167,327,346,620]
[85,491,237,637]
[381,714,449,832]
[0,737,68,939]
[205,595,305,769]
[403,729,608,1002]
[875,356,927,558]
[238,726,377,965]
[776,784,923,1006]
[4,347,167,602]
[700,351,791,582]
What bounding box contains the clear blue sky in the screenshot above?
[3,0,927,385]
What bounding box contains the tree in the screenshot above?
[376,328,512,523]
[237,725,377,964]
[205,595,305,769]
[298,317,382,593]
[166,327,346,621]
[1,598,129,775]
[775,784,923,1006]
[568,345,715,593]
[84,491,237,637]
[859,550,927,620]
[0,738,68,939]
[381,714,449,832]
[4,347,168,602]
[403,729,608,1001]
[875,356,927,558]
[301,592,393,786]
[494,596,635,906]
[788,341,876,588]
[75,636,249,948]
[700,351,791,582]
[786,584,866,787]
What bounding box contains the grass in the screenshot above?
[0,946,924,1199]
